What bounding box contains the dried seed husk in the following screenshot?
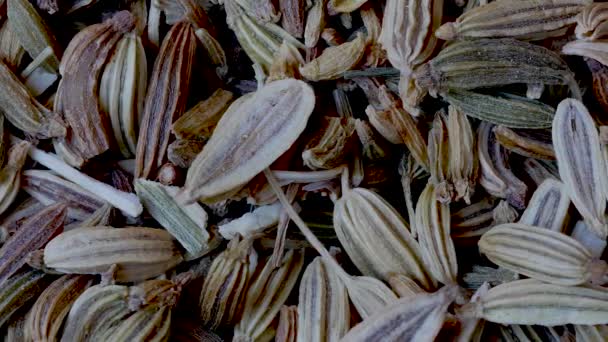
[233,249,304,342]
[0,203,65,286]
[0,23,25,69]
[523,158,559,186]
[279,0,304,38]
[447,105,477,204]
[102,306,171,341]
[478,122,528,210]
[563,40,608,67]
[300,33,366,81]
[267,41,304,82]
[199,237,256,329]
[304,0,325,48]
[519,178,570,232]
[415,183,458,285]
[167,139,205,168]
[38,227,183,282]
[340,286,458,342]
[463,265,519,289]
[297,257,349,342]
[451,198,519,241]
[19,141,143,217]
[444,90,555,129]
[379,0,442,113]
[435,0,590,40]
[4,309,27,342]
[552,98,608,238]
[398,154,426,238]
[360,6,384,67]
[576,3,608,40]
[575,324,608,342]
[302,117,356,170]
[25,275,94,342]
[276,306,297,342]
[427,112,452,203]
[355,119,391,161]
[479,223,605,286]
[7,0,60,70]
[180,78,315,204]
[60,284,131,341]
[493,126,555,160]
[456,284,487,342]
[587,58,608,114]
[328,0,367,13]
[0,270,51,328]
[232,0,280,23]
[416,38,580,100]
[195,27,228,77]
[55,11,134,160]
[463,279,608,325]
[334,187,434,289]
[135,21,196,179]
[0,141,30,215]
[0,61,65,138]
[172,89,234,140]
[135,179,209,260]
[387,273,425,298]
[23,170,106,221]
[99,33,147,158]
[225,0,304,71]
[364,101,428,169]
[0,197,44,243]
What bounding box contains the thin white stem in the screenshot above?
[14,137,143,217]
[264,169,348,279]
[273,165,345,184]
[21,47,54,78]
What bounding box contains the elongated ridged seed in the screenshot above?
[479,223,600,285]
[468,279,608,325]
[334,187,434,289]
[42,226,183,282]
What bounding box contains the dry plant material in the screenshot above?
[7,0,60,70]
[304,0,325,48]
[562,40,608,67]
[576,3,608,40]
[55,11,135,161]
[135,21,196,179]
[135,179,210,260]
[302,117,356,170]
[519,178,570,232]
[171,89,234,140]
[379,0,442,115]
[199,237,256,329]
[461,279,608,326]
[479,223,607,286]
[99,32,147,158]
[553,98,608,239]
[33,226,183,282]
[0,270,51,327]
[297,257,350,341]
[493,126,555,160]
[300,33,366,81]
[279,0,305,38]
[0,142,31,215]
[415,183,458,286]
[478,122,528,210]
[417,38,581,101]
[0,203,65,286]
[334,186,434,289]
[0,23,25,69]
[276,306,298,342]
[0,62,65,138]
[436,0,590,40]
[25,275,94,342]
[180,78,315,204]
[447,105,477,203]
[587,58,608,114]
[341,286,458,342]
